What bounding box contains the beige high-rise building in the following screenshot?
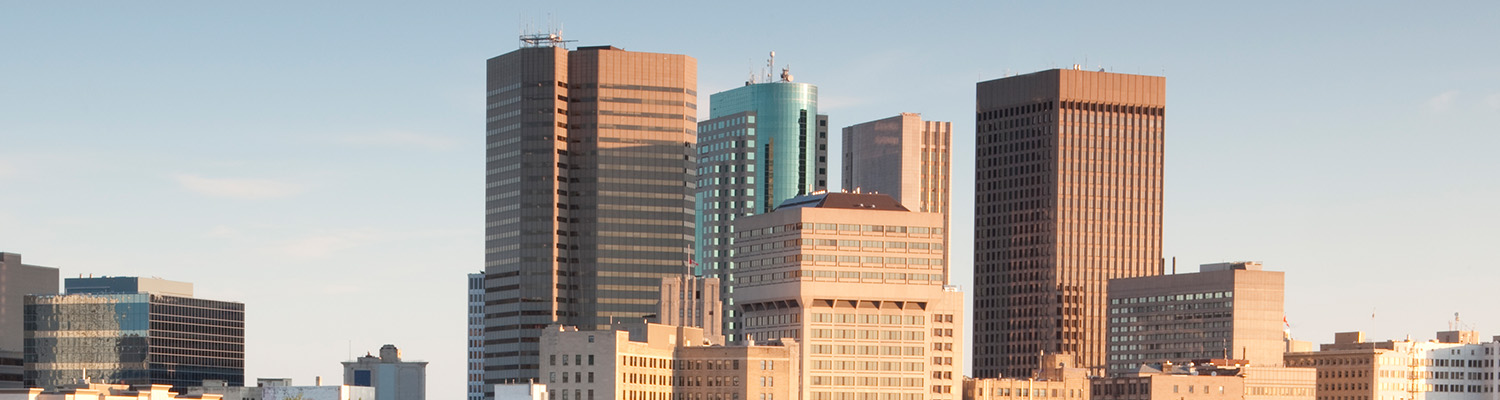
[841,114,952,278]
[973,68,1165,378]
[484,35,698,384]
[538,323,797,400]
[727,192,962,400]
[1106,262,1287,373]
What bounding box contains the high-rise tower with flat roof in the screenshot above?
[483,36,698,386]
[841,113,952,278]
[972,68,1165,378]
[696,70,827,339]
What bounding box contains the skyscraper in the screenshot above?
[25,276,244,390]
[483,35,698,385]
[841,113,952,277]
[695,67,827,338]
[1106,262,1287,372]
[972,68,1165,378]
[0,252,58,354]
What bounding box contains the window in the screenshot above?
[589,355,595,365]
[550,355,557,365]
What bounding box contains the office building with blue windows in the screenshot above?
[23,276,244,391]
[695,66,827,340]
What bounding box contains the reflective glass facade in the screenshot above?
[698,82,826,340]
[23,293,245,390]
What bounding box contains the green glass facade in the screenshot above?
[696,81,827,339]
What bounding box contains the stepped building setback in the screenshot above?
[727,192,962,400]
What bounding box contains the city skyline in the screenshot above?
[3,3,1499,400]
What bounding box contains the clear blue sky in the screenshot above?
[3,1,1498,397]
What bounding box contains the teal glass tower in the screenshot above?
[696,70,827,340]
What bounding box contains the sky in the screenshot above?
[2,1,1499,398]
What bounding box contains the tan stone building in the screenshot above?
[538,323,797,400]
[964,354,1091,400]
[728,192,963,400]
[841,114,952,276]
[973,68,1166,378]
[658,276,724,342]
[1106,262,1288,373]
[1,384,222,400]
[1283,331,1500,400]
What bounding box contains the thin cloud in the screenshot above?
[1427,90,1459,112]
[174,174,303,199]
[332,131,457,150]
[274,230,383,259]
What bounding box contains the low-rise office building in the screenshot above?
[0,383,222,400]
[1284,331,1500,400]
[964,354,1091,400]
[539,323,798,400]
[1107,262,1287,373]
[342,345,425,400]
[24,277,244,390]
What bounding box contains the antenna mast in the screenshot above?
[518,17,576,49]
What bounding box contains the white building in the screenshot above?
[1285,331,1500,400]
[263,386,374,400]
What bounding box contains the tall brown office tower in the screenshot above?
[483,35,697,386]
[972,68,1164,378]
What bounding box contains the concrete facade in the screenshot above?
[1106,262,1288,373]
[342,345,426,400]
[0,253,59,353]
[657,276,723,342]
[0,384,221,400]
[262,386,375,400]
[840,113,952,278]
[964,354,1091,400]
[1090,373,1242,400]
[483,42,698,384]
[1283,331,1500,400]
[973,68,1166,378]
[538,323,797,400]
[727,192,963,400]
[492,383,546,400]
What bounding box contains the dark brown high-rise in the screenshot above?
[483,38,697,386]
[972,68,1164,378]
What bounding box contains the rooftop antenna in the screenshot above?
[766,51,776,84]
[518,15,575,49]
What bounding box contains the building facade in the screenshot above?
[468,273,484,400]
[695,74,829,330]
[0,383,222,400]
[727,192,963,400]
[483,37,698,384]
[1090,372,1242,400]
[1,253,59,355]
[973,68,1166,378]
[342,345,426,400]
[657,276,723,342]
[840,114,952,277]
[538,323,797,400]
[24,277,244,391]
[1106,262,1287,373]
[964,354,1091,400]
[1283,331,1500,400]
